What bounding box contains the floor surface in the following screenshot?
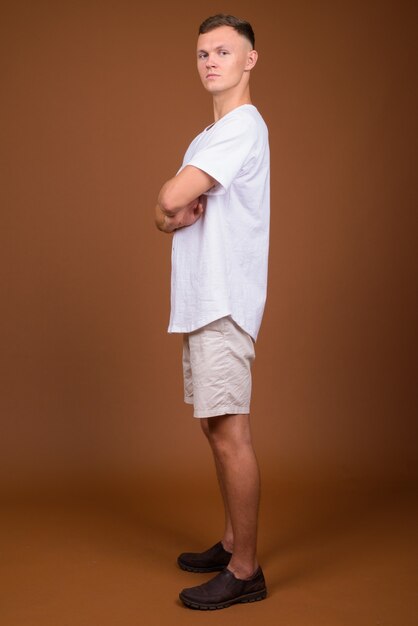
[1,477,417,625]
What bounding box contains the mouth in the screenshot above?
[206,73,220,79]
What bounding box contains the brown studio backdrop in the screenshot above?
[0,0,417,493]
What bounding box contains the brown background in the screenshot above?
[1,0,417,489]
[1,1,417,624]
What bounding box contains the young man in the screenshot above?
[155,14,270,610]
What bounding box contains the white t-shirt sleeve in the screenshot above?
[186,115,258,195]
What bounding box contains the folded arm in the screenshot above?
[155,165,216,233]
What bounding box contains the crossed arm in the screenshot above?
[155,165,217,233]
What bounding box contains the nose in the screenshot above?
[205,54,217,69]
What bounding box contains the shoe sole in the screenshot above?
[179,588,267,610]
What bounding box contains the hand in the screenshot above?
[155,195,207,233]
[175,195,207,229]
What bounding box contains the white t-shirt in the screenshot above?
[168,104,270,341]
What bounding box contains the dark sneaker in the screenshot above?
[177,541,232,573]
[179,566,267,610]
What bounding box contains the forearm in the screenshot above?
[155,195,206,233]
[155,185,193,234]
[158,165,216,215]
[157,181,185,217]
[155,165,213,233]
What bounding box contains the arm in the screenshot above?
[155,165,216,233]
[155,196,207,233]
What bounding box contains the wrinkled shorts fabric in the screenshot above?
[182,316,255,418]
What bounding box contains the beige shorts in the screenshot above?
[182,316,255,418]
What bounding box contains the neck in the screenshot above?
[212,85,252,122]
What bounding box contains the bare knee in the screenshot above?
[206,414,253,457]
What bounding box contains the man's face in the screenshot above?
[196,26,256,95]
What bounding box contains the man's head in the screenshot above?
[198,14,255,49]
[196,15,258,96]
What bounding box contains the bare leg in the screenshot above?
[204,413,260,579]
[200,419,234,552]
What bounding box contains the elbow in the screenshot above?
[158,181,181,216]
[155,216,172,233]
[155,217,164,232]
[155,206,174,234]
[158,194,176,217]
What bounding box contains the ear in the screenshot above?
[245,49,258,71]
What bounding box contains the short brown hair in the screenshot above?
[198,14,255,49]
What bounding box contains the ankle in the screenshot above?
[221,538,234,553]
[227,559,259,580]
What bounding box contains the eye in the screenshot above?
[198,52,208,60]
[219,50,229,56]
